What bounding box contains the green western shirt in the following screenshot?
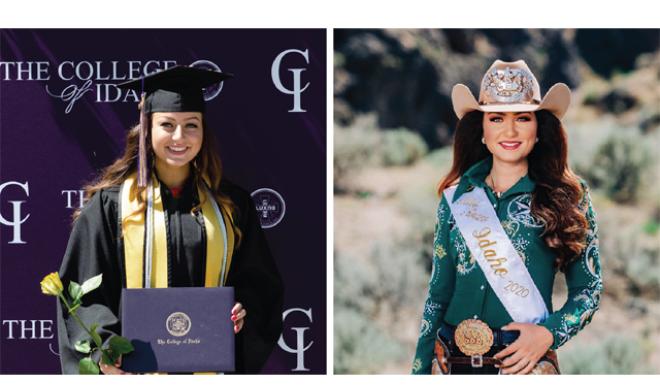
[412,156,603,374]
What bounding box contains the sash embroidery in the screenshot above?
[444,185,548,323]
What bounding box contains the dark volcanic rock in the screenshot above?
[585,89,638,114]
[575,29,660,78]
[334,28,659,149]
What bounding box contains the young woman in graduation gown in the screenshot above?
[56,66,284,374]
[412,60,602,375]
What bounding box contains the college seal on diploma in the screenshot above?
[166,312,192,337]
[121,287,235,373]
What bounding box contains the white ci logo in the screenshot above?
[0,181,30,244]
[271,49,310,113]
[277,308,313,372]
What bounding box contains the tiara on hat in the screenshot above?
[481,66,538,105]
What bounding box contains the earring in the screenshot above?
[535,137,539,143]
[481,137,485,144]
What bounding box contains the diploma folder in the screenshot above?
[120,287,235,373]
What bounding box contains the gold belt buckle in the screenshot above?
[454,319,494,368]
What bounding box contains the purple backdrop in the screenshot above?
[0,29,326,374]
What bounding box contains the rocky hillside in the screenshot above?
[335,29,659,148]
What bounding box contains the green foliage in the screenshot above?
[101,351,115,366]
[334,52,346,68]
[583,91,601,106]
[109,335,134,356]
[643,220,659,236]
[381,129,428,167]
[583,131,651,204]
[89,324,103,349]
[79,357,100,375]
[560,335,653,374]
[98,335,135,366]
[81,273,103,296]
[74,340,91,354]
[42,271,133,374]
[68,281,84,306]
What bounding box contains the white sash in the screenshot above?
[444,185,548,323]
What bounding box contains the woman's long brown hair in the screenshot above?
[437,110,588,270]
[72,114,242,246]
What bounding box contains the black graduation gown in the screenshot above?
[56,174,284,374]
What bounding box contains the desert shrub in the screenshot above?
[596,197,660,296]
[334,242,429,373]
[334,251,379,314]
[621,232,660,295]
[582,130,652,204]
[424,147,453,170]
[569,122,618,177]
[334,308,403,374]
[335,116,434,193]
[398,185,439,264]
[381,129,428,167]
[560,335,652,374]
[367,243,428,315]
[334,114,383,192]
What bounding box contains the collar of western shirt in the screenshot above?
[451,156,536,203]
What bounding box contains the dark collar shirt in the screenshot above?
[412,156,603,374]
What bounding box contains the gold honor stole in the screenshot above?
[444,185,549,323]
[120,174,235,289]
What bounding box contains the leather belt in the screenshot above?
[447,356,501,367]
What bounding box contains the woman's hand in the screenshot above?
[99,355,132,375]
[494,322,553,375]
[231,303,246,334]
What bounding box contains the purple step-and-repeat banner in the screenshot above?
[0,29,326,374]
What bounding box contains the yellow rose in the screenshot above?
[40,272,64,296]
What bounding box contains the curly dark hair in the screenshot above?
[437,109,588,270]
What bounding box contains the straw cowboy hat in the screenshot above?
[451,59,571,120]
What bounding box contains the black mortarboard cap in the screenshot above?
[116,65,233,188]
[116,65,233,113]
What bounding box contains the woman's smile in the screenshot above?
[166,145,190,157]
[498,141,522,150]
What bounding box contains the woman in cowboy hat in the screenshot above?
[412,60,602,375]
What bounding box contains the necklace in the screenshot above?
[488,169,528,199]
[488,174,503,198]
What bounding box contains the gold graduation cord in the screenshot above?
[120,173,234,288]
